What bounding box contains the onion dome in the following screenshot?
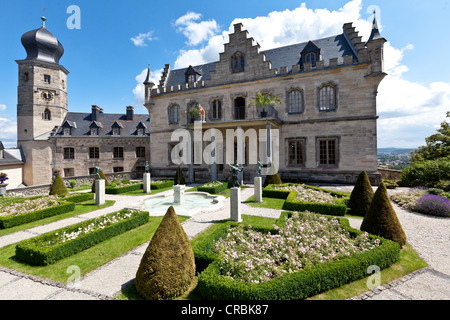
[21,17,64,65]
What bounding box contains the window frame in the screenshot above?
[211,99,222,120]
[287,138,306,167]
[44,74,51,84]
[63,147,75,160]
[316,137,339,168]
[112,127,121,136]
[287,88,304,114]
[113,147,124,159]
[89,147,100,159]
[136,146,146,158]
[318,83,337,112]
[231,51,245,73]
[168,104,180,125]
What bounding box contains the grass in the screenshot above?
[0,215,189,283]
[0,199,115,237]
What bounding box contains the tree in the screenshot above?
[49,173,68,195]
[248,92,281,113]
[348,171,374,217]
[135,206,195,300]
[263,172,282,188]
[410,111,450,162]
[360,182,406,247]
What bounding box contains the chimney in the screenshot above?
[91,105,101,121]
[126,106,134,120]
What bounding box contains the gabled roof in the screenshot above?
[163,33,356,88]
[0,147,25,165]
[53,112,150,138]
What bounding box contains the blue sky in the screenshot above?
[1,0,449,149]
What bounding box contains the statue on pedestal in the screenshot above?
[227,162,243,188]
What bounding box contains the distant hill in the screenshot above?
[378,148,415,154]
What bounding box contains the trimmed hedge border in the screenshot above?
[15,209,149,265]
[194,212,401,300]
[60,193,95,203]
[262,183,349,216]
[0,202,76,229]
[151,180,174,190]
[106,183,143,194]
[197,181,232,194]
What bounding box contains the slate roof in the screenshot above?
[0,148,25,166]
[164,33,357,88]
[53,112,150,138]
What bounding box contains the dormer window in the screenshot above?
[61,120,76,136]
[112,121,124,136]
[188,74,195,83]
[90,121,102,136]
[232,51,245,73]
[185,65,201,84]
[63,128,71,136]
[136,121,147,135]
[91,128,99,136]
[301,41,320,69]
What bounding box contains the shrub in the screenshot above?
[383,180,399,189]
[151,180,174,190]
[361,182,407,247]
[400,159,450,188]
[348,171,374,217]
[262,172,282,188]
[105,183,143,194]
[69,180,77,189]
[174,166,186,185]
[15,209,148,265]
[91,169,110,192]
[49,174,68,196]
[435,180,450,192]
[415,194,450,217]
[197,181,231,194]
[135,206,195,300]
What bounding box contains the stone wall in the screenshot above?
[378,168,402,181]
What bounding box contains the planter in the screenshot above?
[260,111,267,118]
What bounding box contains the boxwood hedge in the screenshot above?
[0,202,76,229]
[197,181,231,194]
[15,209,149,265]
[194,212,400,300]
[262,183,349,216]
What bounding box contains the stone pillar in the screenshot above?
[143,173,151,193]
[254,177,262,203]
[95,179,105,206]
[174,185,184,204]
[230,187,242,222]
[0,183,8,197]
[211,128,217,181]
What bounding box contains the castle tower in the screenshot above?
[365,12,387,74]
[16,17,69,185]
[143,64,155,110]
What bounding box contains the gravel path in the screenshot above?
[0,185,448,300]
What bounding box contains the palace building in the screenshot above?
[13,14,386,187]
[144,16,386,185]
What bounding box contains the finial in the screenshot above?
[41,16,46,27]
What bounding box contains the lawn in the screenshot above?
[0,215,189,283]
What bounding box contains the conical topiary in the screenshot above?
[348,171,374,217]
[91,169,110,192]
[135,206,195,300]
[173,166,186,185]
[49,173,68,195]
[263,172,282,188]
[360,182,407,247]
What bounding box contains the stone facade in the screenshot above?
[144,21,387,185]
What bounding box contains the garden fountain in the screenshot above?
[135,185,225,217]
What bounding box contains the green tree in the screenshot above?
[410,111,450,162]
[248,92,281,112]
[49,173,68,195]
[135,206,195,300]
[360,182,406,247]
[348,171,374,217]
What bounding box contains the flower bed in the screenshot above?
[262,183,349,216]
[0,195,78,229]
[194,212,400,300]
[15,209,149,265]
[197,181,231,194]
[390,187,427,211]
[415,194,450,217]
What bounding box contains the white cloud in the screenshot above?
[0,115,17,148]
[0,104,6,112]
[174,11,220,46]
[131,31,156,47]
[132,67,164,109]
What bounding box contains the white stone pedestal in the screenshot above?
[143,173,151,193]
[174,185,185,204]
[254,177,262,203]
[230,187,242,222]
[95,179,105,206]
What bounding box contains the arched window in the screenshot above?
[43,108,51,120]
[305,52,317,67]
[168,104,180,124]
[318,83,337,111]
[234,97,246,120]
[211,99,222,120]
[287,89,304,114]
[231,51,245,73]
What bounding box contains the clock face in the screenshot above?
[41,91,54,102]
